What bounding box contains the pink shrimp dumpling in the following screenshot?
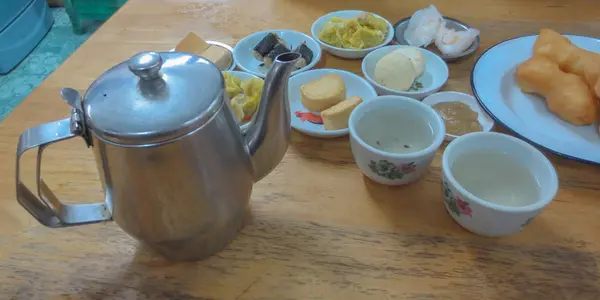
[403,5,443,47]
[435,21,480,56]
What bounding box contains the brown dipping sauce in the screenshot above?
[432,101,482,136]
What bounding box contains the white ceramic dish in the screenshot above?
[422,91,494,141]
[289,68,378,138]
[311,10,394,59]
[349,95,445,185]
[169,41,236,71]
[233,30,321,78]
[441,132,558,237]
[393,16,480,62]
[222,71,263,132]
[471,34,600,165]
[362,45,449,100]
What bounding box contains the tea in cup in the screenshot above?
[349,95,445,185]
[441,132,559,236]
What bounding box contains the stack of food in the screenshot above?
[252,32,314,69]
[175,32,234,71]
[298,74,363,130]
[223,72,264,123]
[515,29,600,126]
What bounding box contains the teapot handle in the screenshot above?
[16,111,112,228]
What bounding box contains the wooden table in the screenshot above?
[2,0,600,299]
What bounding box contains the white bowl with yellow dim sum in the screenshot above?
[311,10,394,59]
[471,32,600,165]
[222,71,264,131]
[361,45,449,100]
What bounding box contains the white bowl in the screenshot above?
[222,71,263,132]
[289,68,378,138]
[422,91,495,141]
[441,132,558,237]
[233,30,322,78]
[361,45,449,100]
[349,95,446,185]
[311,10,394,59]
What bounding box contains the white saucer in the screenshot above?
[233,30,321,78]
[422,91,494,141]
[289,69,377,138]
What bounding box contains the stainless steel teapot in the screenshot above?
[16,50,301,261]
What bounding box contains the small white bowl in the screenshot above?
[422,91,495,141]
[361,45,449,100]
[349,95,446,185]
[289,68,378,138]
[311,10,394,59]
[233,30,322,78]
[441,132,558,237]
[222,71,263,132]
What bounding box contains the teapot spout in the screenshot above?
[245,52,301,182]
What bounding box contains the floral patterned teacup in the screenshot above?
[441,132,559,237]
[349,95,445,185]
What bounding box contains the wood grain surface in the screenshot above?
[2,0,600,299]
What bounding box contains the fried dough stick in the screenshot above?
[516,56,598,125]
[533,28,600,98]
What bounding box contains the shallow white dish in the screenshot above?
[422,91,494,141]
[170,41,236,71]
[362,45,449,100]
[222,71,263,132]
[311,10,394,59]
[471,34,600,165]
[233,30,321,78]
[289,68,378,138]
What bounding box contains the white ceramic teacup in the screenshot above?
[441,132,559,237]
[349,95,445,185]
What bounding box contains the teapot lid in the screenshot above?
[83,51,224,145]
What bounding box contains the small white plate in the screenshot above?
[472,34,600,165]
[289,69,378,138]
[233,30,321,78]
[311,10,394,59]
[362,45,449,100]
[222,71,263,132]
[422,91,494,141]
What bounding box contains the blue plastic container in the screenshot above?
[0,0,54,74]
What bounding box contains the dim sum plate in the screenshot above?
[471,34,600,165]
[289,69,377,138]
[233,30,321,78]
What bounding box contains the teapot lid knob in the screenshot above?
[128,52,163,80]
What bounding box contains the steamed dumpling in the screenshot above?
[375,50,416,91]
[403,5,443,47]
[394,47,426,77]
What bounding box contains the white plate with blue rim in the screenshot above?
[471,34,600,165]
[233,30,322,78]
[289,68,378,138]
